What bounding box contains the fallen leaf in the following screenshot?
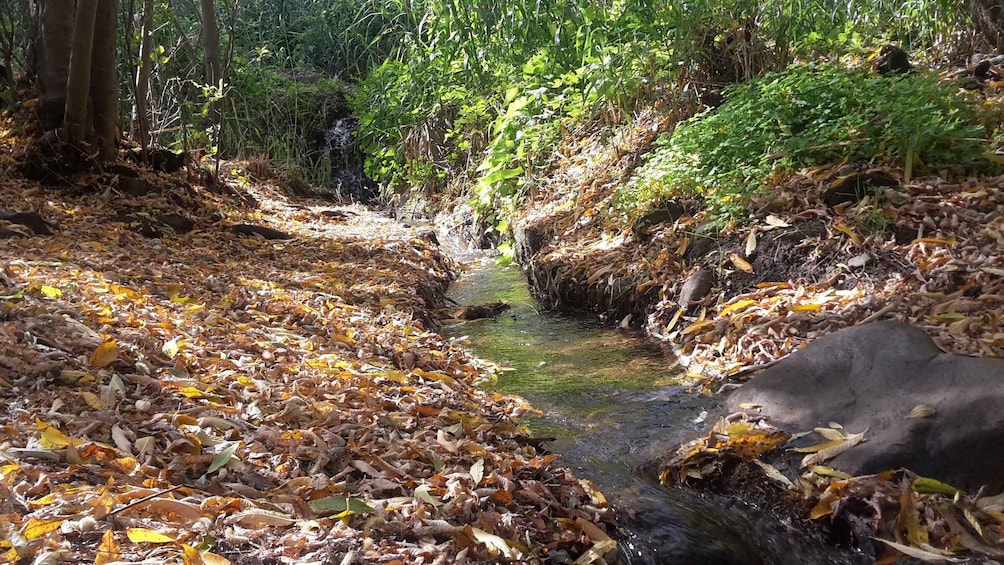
[728,253,754,273]
[126,528,175,543]
[95,529,121,565]
[90,340,119,369]
[207,442,240,474]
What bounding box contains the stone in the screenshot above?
[678,268,714,311]
[727,321,1004,493]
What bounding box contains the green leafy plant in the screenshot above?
[622,62,989,226]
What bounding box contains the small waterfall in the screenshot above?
[324,118,378,203]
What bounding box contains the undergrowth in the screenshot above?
[619,63,990,226]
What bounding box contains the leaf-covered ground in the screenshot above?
[0,124,616,563]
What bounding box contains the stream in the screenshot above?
[443,258,865,565]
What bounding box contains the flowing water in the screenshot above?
[443,258,863,565]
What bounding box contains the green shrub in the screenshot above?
[622,62,989,225]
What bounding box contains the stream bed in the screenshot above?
[443,259,864,565]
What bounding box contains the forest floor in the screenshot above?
[0,124,618,563]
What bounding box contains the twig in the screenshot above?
[108,484,184,517]
[727,359,780,381]
[859,303,897,325]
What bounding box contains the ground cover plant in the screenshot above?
[621,62,992,226]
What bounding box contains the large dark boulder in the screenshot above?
[727,321,1004,493]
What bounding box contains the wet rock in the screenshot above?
[727,321,1004,493]
[679,268,714,311]
[454,302,511,320]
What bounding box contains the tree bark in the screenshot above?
[63,0,98,145]
[131,0,154,147]
[91,0,118,159]
[199,0,220,89]
[32,0,74,131]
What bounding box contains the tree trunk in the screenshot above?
[131,0,154,147]
[90,0,118,159]
[63,0,98,145]
[200,0,220,89]
[32,0,74,131]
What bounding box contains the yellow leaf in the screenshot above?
[719,299,756,317]
[37,421,85,448]
[95,530,121,565]
[178,386,206,398]
[834,222,862,246]
[81,391,104,410]
[109,284,141,300]
[90,341,119,369]
[792,303,823,312]
[911,237,955,246]
[164,284,183,299]
[665,307,683,332]
[728,253,753,273]
[200,552,231,565]
[681,319,714,336]
[126,528,176,543]
[182,544,204,565]
[40,286,62,298]
[676,237,689,256]
[793,439,843,453]
[22,517,62,540]
[163,337,182,359]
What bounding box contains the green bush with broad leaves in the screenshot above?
[622,63,990,226]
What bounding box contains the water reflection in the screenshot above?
[443,258,862,565]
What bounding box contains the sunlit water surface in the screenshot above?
[443,258,863,565]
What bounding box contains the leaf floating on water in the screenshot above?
[906,404,936,419]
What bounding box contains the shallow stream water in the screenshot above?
[443,258,863,565]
